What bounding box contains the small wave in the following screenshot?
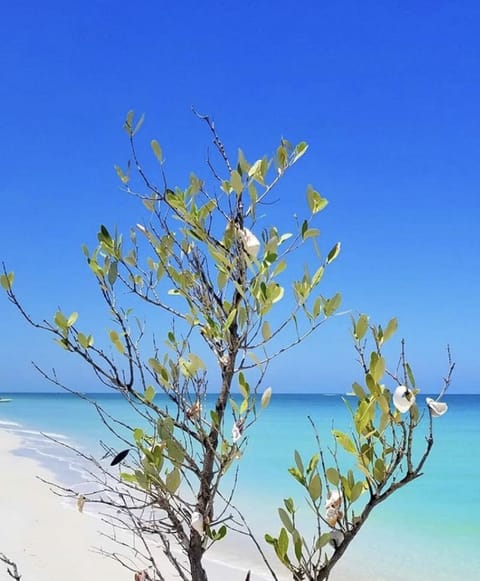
[0,420,22,427]
[15,444,95,485]
[5,427,70,441]
[42,431,71,440]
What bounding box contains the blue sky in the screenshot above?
[1,0,479,394]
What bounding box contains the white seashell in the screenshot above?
[240,228,260,258]
[191,511,204,535]
[325,507,342,526]
[232,418,245,443]
[232,425,241,442]
[426,397,448,417]
[329,529,344,549]
[77,494,86,513]
[325,489,342,509]
[393,385,415,413]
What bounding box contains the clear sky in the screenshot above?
[1,0,479,394]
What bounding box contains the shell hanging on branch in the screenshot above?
[393,385,415,413]
[426,397,448,417]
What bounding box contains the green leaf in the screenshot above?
[237,149,251,174]
[307,454,319,474]
[288,467,305,486]
[350,481,364,503]
[108,261,118,286]
[210,410,219,427]
[124,110,134,133]
[67,312,78,327]
[317,533,331,549]
[313,296,323,318]
[306,185,328,214]
[144,385,156,403]
[278,508,294,533]
[151,139,163,163]
[134,469,149,490]
[133,428,144,443]
[379,410,390,433]
[54,311,68,330]
[165,467,181,494]
[410,402,419,424]
[262,321,272,341]
[324,292,342,317]
[114,164,129,184]
[216,525,227,541]
[383,317,398,342]
[120,472,138,484]
[229,398,240,414]
[185,353,206,375]
[365,373,380,396]
[0,271,14,290]
[167,439,185,465]
[377,393,390,414]
[294,532,303,562]
[132,112,145,135]
[230,170,243,194]
[98,224,112,244]
[332,430,357,454]
[294,450,304,475]
[272,259,287,277]
[292,141,308,163]
[158,416,174,441]
[354,314,369,341]
[302,227,320,240]
[326,467,340,486]
[217,269,228,290]
[276,145,288,170]
[373,458,385,483]
[372,355,385,382]
[284,497,295,514]
[308,473,322,502]
[351,382,367,400]
[238,372,250,399]
[326,242,341,264]
[311,265,324,287]
[224,308,237,331]
[149,358,169,381]
[406,363,416,388]
[239,398,248,415]
[277,528,289,560]
[109,330,124,354]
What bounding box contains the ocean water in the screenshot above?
[0,392,479,580]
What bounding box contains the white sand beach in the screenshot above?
[3,426,433,581]
[1,419,468,581]
[0,429,281,581]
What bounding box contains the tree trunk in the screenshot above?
[188,533,207,581]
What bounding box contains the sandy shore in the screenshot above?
[0,429,132,580]
[0,427,419,581]
[0,428,280,581]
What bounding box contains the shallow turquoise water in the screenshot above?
[0,392,479,580]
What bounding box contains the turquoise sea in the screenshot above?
[0,392,479,580]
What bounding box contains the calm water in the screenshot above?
[0,392,479,580]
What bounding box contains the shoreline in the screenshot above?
[0,427,284,581]
[2,393,475,581]
[0,429,131,581]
